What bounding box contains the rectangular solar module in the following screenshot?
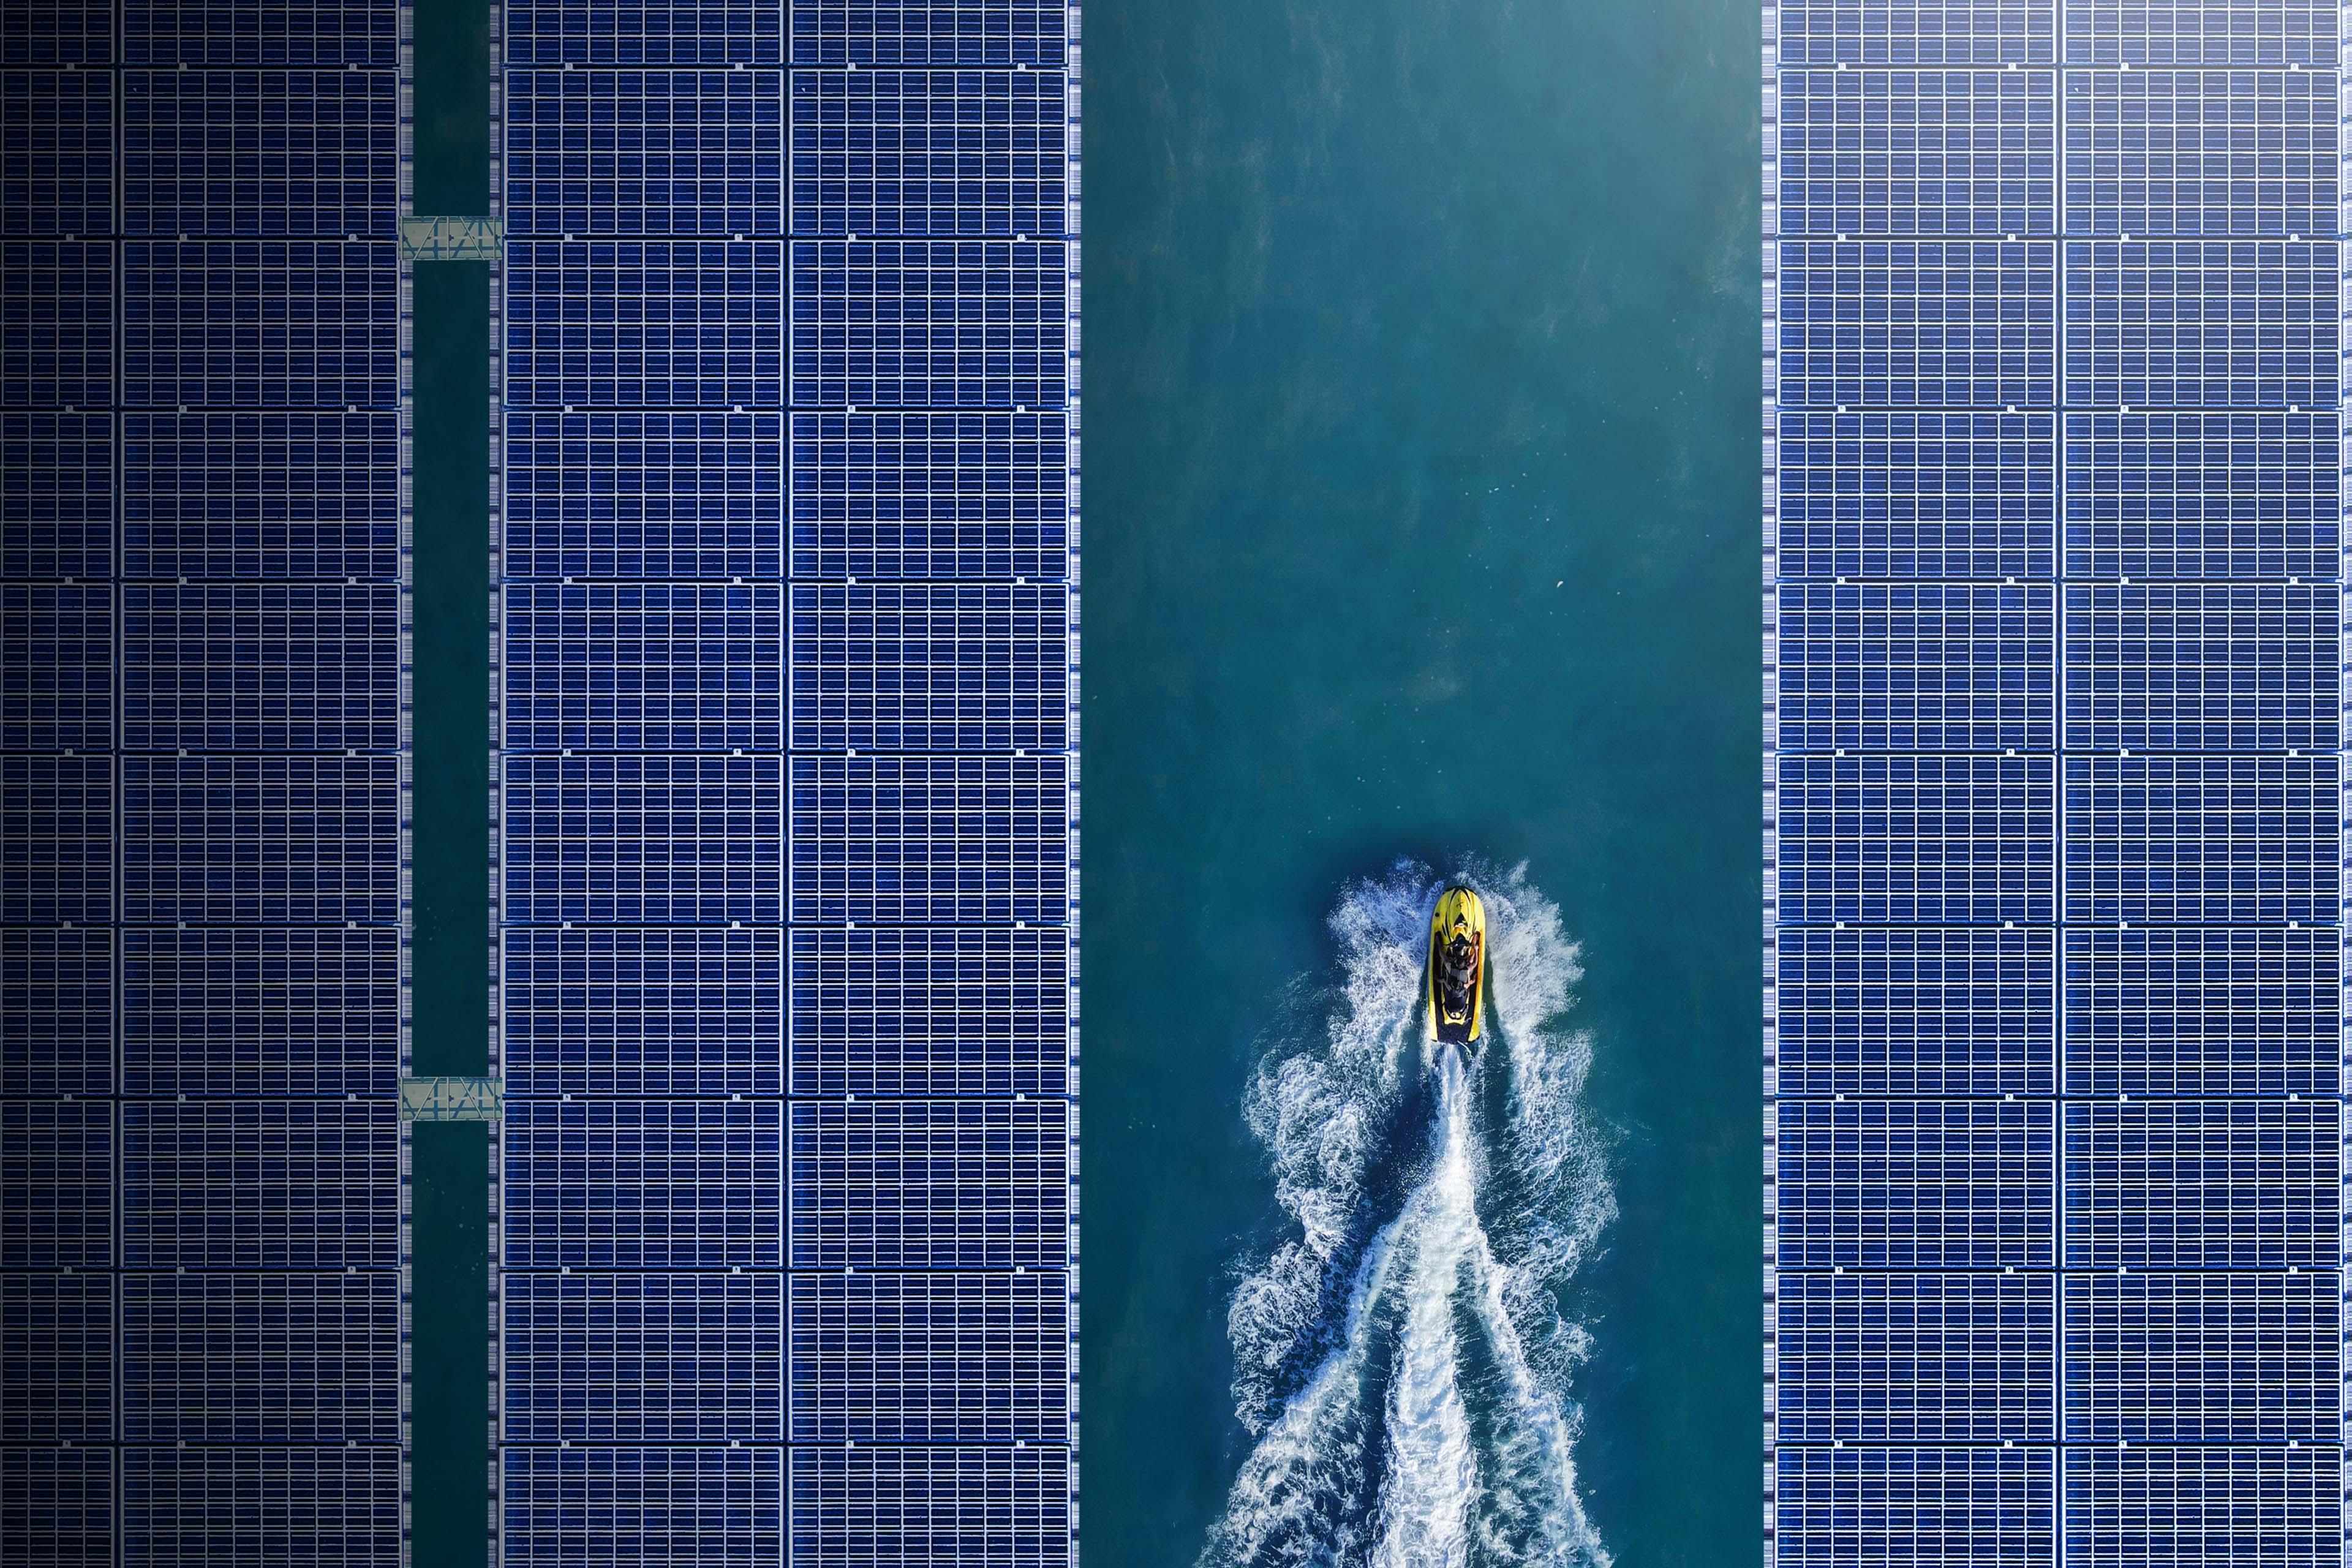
[1766,3,2348,1563]
[0,3,413,1562]
[492,5,1082,1564]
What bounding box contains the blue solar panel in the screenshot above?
[120,1101,399,1270]
[790,2,1068,67]
[1,239,112,408]
[2062,1,2338,67]
[1776,581,2054,753]
[2062,1447,2340,1567]
[504,70,785,239]
[2062,409,2338,579]
[502,754,784,925]
[1,754,111,925]
[502,1273,783,1444]
[502,0,783,68]
[121,583,401,753]
[1774,1447,2055,1568]
[1774,1271,2056,1444]
[0,1447,113,1568]
[501,1099,784,1270]
[0,927,111,1098]
[2064,581,2337,753]
[789,755,1070,925]
[1,411,113,579]
[790,1098,1069,1269]
[121,70,399,238]
[1775,1,2056,67]
[789,1447,1072,1568]
[121,240,401,410]
[121,411,402,581]
[790,925,1069,1098]
[2064,925,2337,1099]
[120,925,401,1099]
[504,582,784,753]
[1778,68,2057,238]
[1,581,113,752]
[504,239,786,408]
[2062,1272,2338,1443]
[120,755,401,926]
[790,238,1069,409]
[2063,1100,2337,1270]
[119,1272,399,1444]
[2063,69,2336,239]
[792,410,1069,580]
[500,926,783,1099]
[1774,925,2053,1098]
[1775,1099,2053,1270]
[788,1272,1069,1444]
[2062,239,2337,409]
[1775,754,2056,925]
[121,0,400,69]
[2,70,115,237]
[0,1275,112,1444]
[121,1449,402,1568]
[1,2,112,68]
[1777,238,2057,409]
[0,1099,113,1270]
[1774,409,2056,580]
[2062,754,2337,925]
[791,69,1068,239]
[791,582,1070,753]
[503,410,784,580]
[502,1448,783,1568]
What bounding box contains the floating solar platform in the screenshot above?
[1765,3,2348,1561]
[0,4,415,1559]
[491,6,1081,1562]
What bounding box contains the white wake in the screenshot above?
[1204,862,1614,1568]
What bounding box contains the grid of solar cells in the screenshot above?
[119,239,401,410]
[2062,1447,2342,1567]
[1776,238,2058,409]
[2062,581,2336,752]
[1775,410,2057,580]
[121,71,401,238]
[504,70,786,239]
[0,412,113,580]
[1775,581,2055,753]
[791,410,1070,581]
[1766,9,2345,1562]
[0,17,422,1558]
[1775,1447,2057,1568]
[497,8,1077,1559]
[788,1447,1074,1568]
[1,71,115,237]
[2062,410,2339,580]
[2063,925,2338,1098]
[502,1448,785,1566]
[2063,69,2338,239]
[791,70,1068,239]
[1777,68,2057,238]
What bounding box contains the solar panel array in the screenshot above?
[1766,3,2348,1563]
[0,4,412,1563]
[491,5,1082,1564]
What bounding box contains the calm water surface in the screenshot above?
[1082,0,1761,1561]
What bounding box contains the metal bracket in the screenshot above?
[400,1076,504,1123]
[399,216,503,262]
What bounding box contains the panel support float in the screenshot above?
[400,1076,503,1123]
[399,216,502,262]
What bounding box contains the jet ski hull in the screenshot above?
[1425,885,1487,1046]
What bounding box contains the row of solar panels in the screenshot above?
[1,923,1074,1099]
[491,3,1078,1564]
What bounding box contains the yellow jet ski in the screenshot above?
[1425,885,1487,1046]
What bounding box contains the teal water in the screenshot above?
[1082,0,1760,1562]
